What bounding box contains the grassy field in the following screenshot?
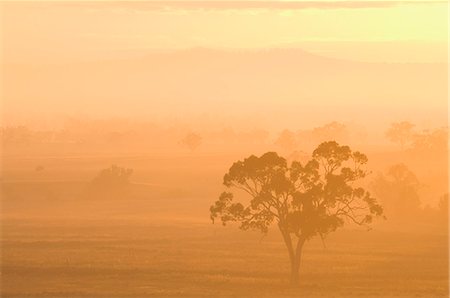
[1,154,448,297]
[1,219,448,298]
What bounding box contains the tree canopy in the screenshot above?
[211,141,383,239]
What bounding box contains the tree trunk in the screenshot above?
[289,236,306,286]
[278,223,306,286]
[290,260,300,285]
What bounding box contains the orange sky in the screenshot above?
[0,1,448,129]
[1,1,448,63]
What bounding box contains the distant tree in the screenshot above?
[411,127,448,154]
[210,141,383,285]
[385,121,415,149]
[87,165,133,199]
[1,126,32,145]
[180,132,202,151]
[297,122,355,149]
[274,129,298,153]
[371,164,421,219]
[438,193,448,222]
[311,121,349,144]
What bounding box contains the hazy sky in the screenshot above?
[1,1,448,129]
[1,1,448,63]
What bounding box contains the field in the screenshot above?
[1,154,448,297]
[1,220,448,298]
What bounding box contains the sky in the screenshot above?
[1,1,448,63]
[0,1,448,129]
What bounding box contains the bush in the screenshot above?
[87,165,133,199]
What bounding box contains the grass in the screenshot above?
[1,220,448,297]
[1,154,448,297]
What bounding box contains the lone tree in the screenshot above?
[210,141,383,285]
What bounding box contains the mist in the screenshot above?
[1,1,448,297]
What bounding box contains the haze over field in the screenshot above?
[1,0,448,128]
[0,1,448,297]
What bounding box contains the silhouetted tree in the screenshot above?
[180,132,202,151]
[210,141,383,285]
[371,164,421,219]
[385,121,415,149]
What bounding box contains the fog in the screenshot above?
[1,1,448,297]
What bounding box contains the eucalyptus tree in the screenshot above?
[210,141,383,285]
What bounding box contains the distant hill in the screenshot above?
[3,47,447,124]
